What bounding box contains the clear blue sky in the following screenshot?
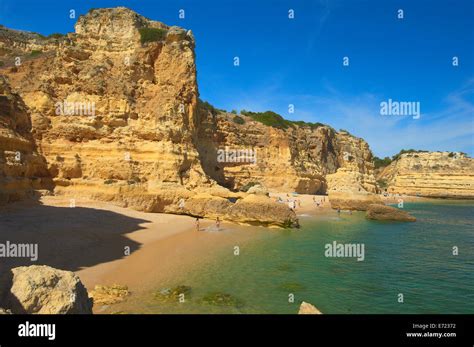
[1,0,472,157]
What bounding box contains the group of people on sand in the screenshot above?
[276,194,303,211]
[195,217,220,232]
[312,196,326,208]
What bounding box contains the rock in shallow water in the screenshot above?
[366,204,416,222]
[298,301,322,314]
[90,284,130,306]
[200,292,244,308]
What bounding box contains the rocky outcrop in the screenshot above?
[0,265,93,314]
[378,152,474,199]
[298,301,322,314]
[0,7,378,225]
[366,204,416,222]
[1,7,206,196]
[0,76,50,204]
[328,191,383,211]
[174,192,299,227]
[0,307,12,314]
[197,112,378,195]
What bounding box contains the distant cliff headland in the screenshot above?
[1,7,473,227]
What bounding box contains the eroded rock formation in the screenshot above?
[0,75,50,204]
[378,152,474,199]
[298,301,322,314]
[366,204,416,222]
[0,7,380,224]
[0,265,93,314]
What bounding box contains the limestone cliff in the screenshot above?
[0,75,49,204]
[0,7,379,224]
[196,111,377,194]
[378,152,474,199]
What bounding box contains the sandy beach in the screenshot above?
[269,193,331,213]
[0,192,434,313]
[0,196,286,312]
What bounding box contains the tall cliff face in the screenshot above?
[196,111,377,194]
[1,7,208,198]
[0,76,49,204]
[378,152,474,198]
[0,7,378,219]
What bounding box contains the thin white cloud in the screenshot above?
[219,79,474,158]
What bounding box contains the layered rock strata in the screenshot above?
[378,152,474,199]
[0,7,379,224]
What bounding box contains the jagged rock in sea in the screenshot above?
[298,301,322,314]
[0,7,379,225]
[0,265,93,314]
[366,204,416,222]
[377,152,474,199]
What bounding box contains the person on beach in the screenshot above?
[195,218,200,231]
[216,217,220,229]
[337,208,341,215]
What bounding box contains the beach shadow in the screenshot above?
[0,203,150,273]
[0,269,26,313]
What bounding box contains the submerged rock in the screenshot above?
[366,204,416,222]
[201,292,243,307]
[90,284,130,306]
[0,265,92,314]
[298,301,322,314]
[154,285,191,302]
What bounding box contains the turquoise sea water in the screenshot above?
[119,201,474,314]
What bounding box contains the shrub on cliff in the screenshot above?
[392,149,428,161]
[47,33,65,39]
[241,110,292,129]
[233,115,245,125]
[199,99,219,116]
[240,110,327,130]
[290,120,325,129]
[373,156,392,169]
[139,27,167,43]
